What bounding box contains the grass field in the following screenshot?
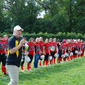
[0,52,85,85]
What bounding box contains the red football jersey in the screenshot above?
[27,42,35,55]
[39,41,45,53]
[62,43,66,54]
[48,42,55,52]
[0,39,7,53]
[35,42,40,54]
[44,43,50,54]
[53,42,57,53]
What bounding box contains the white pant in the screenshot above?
[6,65,19,85]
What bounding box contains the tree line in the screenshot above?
[0,0,85,34]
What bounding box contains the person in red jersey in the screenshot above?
[3,35,9,75]
[73,41,78,58]
[39,37,45,66]
[65,41,70,61]
[43,38,50,66]
[77,40,82,57]
[84,41,85,53]
[62,41,67,62]
[57,41,63,63]
[0,35,8,75]
[34,38,41,68]
[53,38,57,64]
[70,41,75,59]
[26,38,35,71]
[48,38,55,65]
[39,37,45,54]
[70,41,74,59]
[80,42,84,57]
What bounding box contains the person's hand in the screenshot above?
[19,38,26,46]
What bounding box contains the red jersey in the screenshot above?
[78,42,81,47]
[71,42,74,50]
[80,43,84,48]
[53,42,57,53]
[39,41,45,53]
[80,43,84,51]
[27,42,35,55]
[49,42,55,52]
[35,42,40,54]
[62,43,66,54]
[0,39,7,53]
[45,43,50,54]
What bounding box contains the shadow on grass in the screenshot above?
[19,56,85,81]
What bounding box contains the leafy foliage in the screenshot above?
[0,0,85,34]
[0,32,85,40]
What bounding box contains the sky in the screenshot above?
[37,11,45,18]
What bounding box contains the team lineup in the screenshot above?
[0,25,85,85]
[21,37,84,71]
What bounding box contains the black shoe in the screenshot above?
[4,73,9,76]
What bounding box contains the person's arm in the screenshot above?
[9,38,26,54]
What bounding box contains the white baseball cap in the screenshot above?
[13,25,24,31]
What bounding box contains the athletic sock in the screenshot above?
[39,62,41,66]
[1,65,4,73]
[43,60,45,66]
[50,59,53,64]
[21,66,23,70]
[27,63,30,70]
[3,66,6,74]
[53,58,55,64]
[46,60,48,66]
[67,57,69,61]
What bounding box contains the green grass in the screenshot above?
[0,52,85,85]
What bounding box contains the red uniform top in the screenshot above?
[48,42,55,52]
[39,41,45,53]
[80,43,84,47]
[27,42,35,55]
[62,43,66,54]
[71,42,74,50]
[4,40,8,55]
[53,42,57,53]
[68,42,72,50]
[80,43,84,52]
[65,43,69,50]
[78,42,81,48]
[35,42,40,54]
[44,43,50,54]
[0,39,7,53]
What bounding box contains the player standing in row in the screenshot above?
[26,38,35,71]
[49,38,57,65]
[53,38,57,64]
[34,38,41,68]
[0,35,8,75]
[39,37,45,66]
[48,38,53,64]
[43,38,50,66]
